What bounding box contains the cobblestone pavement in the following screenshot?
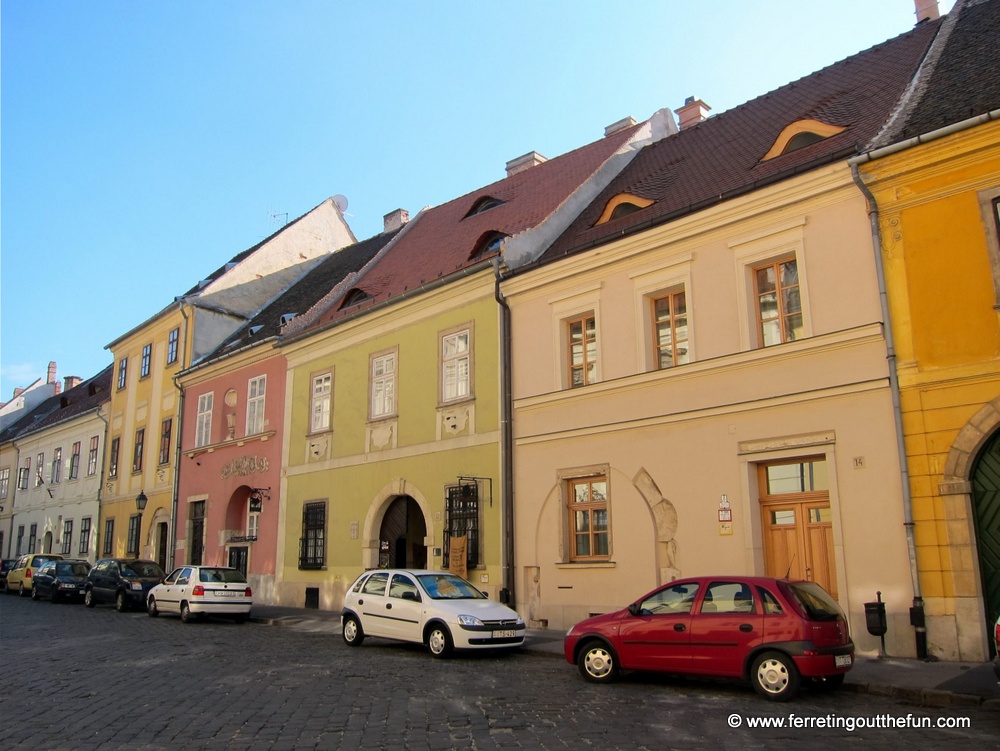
[1,595,996,750]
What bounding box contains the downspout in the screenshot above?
[169,301,193,570]
[850,162,927,659]
[492,257,515,606]
[94,408,110,563]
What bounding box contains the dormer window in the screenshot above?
[761,119,846,161]
[594,193,654,225]
[464,196,505,218]
[470,231,508,260]
[341,288,370,308]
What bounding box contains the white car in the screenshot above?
[341,569,525,657]
[146,565,252,624]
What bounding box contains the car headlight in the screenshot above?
[128,581,143,590]
[457,615,484,627]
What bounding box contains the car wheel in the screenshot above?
[18,583,26,597]
[426,624,453,658]
[147,596,159,618]
[84,589,96,608]
[342,615,365,646]
[751,651,801,701]
[180,601,194,624]
[810,673,845,693]
[115,591,127,613]
[31,585,41,601]
[577,641,619,683]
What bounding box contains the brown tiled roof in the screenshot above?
[6,366,113,440]
[305,121,648,330]
[540,19,942,264]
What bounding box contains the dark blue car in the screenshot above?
[32,559,92,603]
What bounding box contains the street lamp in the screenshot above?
[136,490,148,512]
[134,491,148,557]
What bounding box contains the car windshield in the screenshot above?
[416,574,486,600]
[198,568,247,584]
[786,581,845,621]
[56,562,90,576]
[122,562,165,578]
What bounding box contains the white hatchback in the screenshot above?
[147,565,252,624]
[342,569,525,657]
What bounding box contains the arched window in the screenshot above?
[464,196,505,218]
[594,193,654,225]
[470,231,508,259]
[761,119,846,161]
[341,288,370,308]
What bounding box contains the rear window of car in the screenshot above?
[122,562,165,578]
[32,556,59,568]
[57,562,91,576]
[198,568,247,584]
[785,581,845,621]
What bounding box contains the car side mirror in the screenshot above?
[627,603,641,617]
[401,591,420,602]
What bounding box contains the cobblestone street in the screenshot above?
[1,595,996,750]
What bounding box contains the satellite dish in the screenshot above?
[332,194,349,212]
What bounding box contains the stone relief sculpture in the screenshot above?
[632,467,680,584]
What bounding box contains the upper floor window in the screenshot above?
[370,351,396,420]
[108,437,120,478]
[441,328,472,403]
[69,442,81,480]
[311,373,332,433]
[51,448,62,484]
[754,258,802,346]
[567,314,597,388]
[652,290,689,369]
[140,344,152,378]
[0,468,9,498]
[568,475,610,561]
[167,328,180,365]
[159,419,173,465]
[132,428,145,473]
[35,453,44,487]
[246,375,266,435]
[87,436,100,476]
[18,458,30,490]
[195,393,214,447]
[117,357,128,390]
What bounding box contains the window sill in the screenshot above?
[555,561,616,569]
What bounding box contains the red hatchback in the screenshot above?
[564,575,854,701]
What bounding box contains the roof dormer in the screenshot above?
[761,119,846,161]
[595,193,655,225]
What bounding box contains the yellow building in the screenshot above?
[101,199,355,567]
[855,0,1000,661]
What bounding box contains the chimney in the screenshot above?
[675,96,711,130]
[47,361,57,384]
[64,376,82,392]
[506,151,548,177]
[605,116,637,137]
[383,208,409,233]
[914,0,939,23]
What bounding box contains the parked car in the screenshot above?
[0,559,16,590]
[85,558,166,612]
[146,565,252,623]
[992,614,1000,683]
[31,559,92,603]
[563,575,854,701]
[3,553,64,596]
[341,569,525,658]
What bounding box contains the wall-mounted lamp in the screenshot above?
[136,490,148,513]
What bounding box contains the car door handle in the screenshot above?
[386,603,392,610]
[673,623,686,632]
[357,598,364,605]
[739,624,754,632]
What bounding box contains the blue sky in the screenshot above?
[0,0,955,399]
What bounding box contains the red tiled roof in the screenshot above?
[540,19,942,263]
[308,121,648,329]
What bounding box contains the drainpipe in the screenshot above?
[850,163,927,659]
[492,257,516,606]
[94,407,110,564]
[169,301,192,571]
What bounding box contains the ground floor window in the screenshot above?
[568,475,610,561]
[299,502,326,569]
[444,483,480,569]
[190,501,205,565]
[126,515,141,556]
[103,519,114,555]
[61,520,73,555]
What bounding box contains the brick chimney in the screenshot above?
[383,208,409,233]
[914,0,939,23]
[47,361,57,384]
[675,96,711,130]
[64,376,82,392]
[506,151,548,177]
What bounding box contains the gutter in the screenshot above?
[492,258,516,606]
[848,109,1000,166]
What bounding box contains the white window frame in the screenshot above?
[195,392,214,448]
[440,324,473,404]
[87,436,99,476]
[369,349,397,420]
[51,447,63,484]
[246,375,266,436]
[310,371,333,433]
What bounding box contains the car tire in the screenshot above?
[577,641,620,683]
[751,651,800,701]
[809,673,845,693]
[84,588,96,608]
[18,582,26,597]
[147,596,159,618]
[115,591,127,613]
[31,585,41,601]
[342,615,365,646]
[426,624,453,659]
[180,601,194,624]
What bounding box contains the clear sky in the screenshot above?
[0,0,956,400]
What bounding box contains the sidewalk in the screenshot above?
[249,604,1000,711]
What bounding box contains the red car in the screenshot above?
[564,575,854,701]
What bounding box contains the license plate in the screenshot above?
[492,629,517,639]
[215,590,239,597]
[835,655,852,667]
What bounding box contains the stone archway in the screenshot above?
[362,479,433,570]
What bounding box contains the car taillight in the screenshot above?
[192,585,205,596]
[994,620,1000,650]
[25,569,31,578]
[245,587,252,597]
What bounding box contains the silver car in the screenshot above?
[341,569,525,658]
[146,565,252,624]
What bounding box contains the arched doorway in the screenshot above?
[43,531,53,554]
[971,428,1000,656]
[378,496,427,569]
